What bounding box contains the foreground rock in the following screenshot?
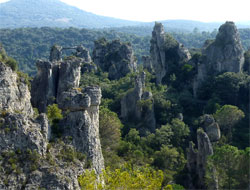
[0,47,105,189]
[93,38,137,80]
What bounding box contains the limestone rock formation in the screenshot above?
[203,21,244,73]
[93,38,137,80]
[142,55,154,73]
[0,62,33,116]
[31,52,104,175]
[187,129,218,190]
[49,45,62,62]
[74,45,92,63]
[121,72,156,134]
[0,46,104,189]
[31,60,59,113]
[150,22,191,84]
[193,22,245,97]
[200,114,221,142]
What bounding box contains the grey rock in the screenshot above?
[31,60,59,113]
[142,55,154,73]
[203,21,244,73]
[49,45,62,62]
[93,39,137,80]
[0,62,33,116]
[62,87,104,174]
[75,45,92,63]
[0,113,49,155]
[186,129,218,190]
[121,72,156,133]
[200,114,221,142]
[150,22,191,84]
[193,22,245,96]
[57,58,82,98]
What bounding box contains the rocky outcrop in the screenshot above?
[187,128,219,190]
[142,55,154,73]
[193,22,245,97]
[0,62,33,116]
[0,113,49,156]
[203,21,244,73]
[49,45,62,62]
[199,114,221,142]
[32,52,104,175]
[150,22,191,84]
[58,85,104,174]
[0,46,104,189]
[93,38,137,80]
[31,60,59,113]
[121,72,156,134]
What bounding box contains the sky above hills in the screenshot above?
[0,0,249,23]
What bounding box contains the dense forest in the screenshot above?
[0,27,249,75]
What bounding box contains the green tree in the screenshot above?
[99,106,123,167]
[206,145,241,190]
[169,118,190,147]
[46,104,63,124]
[213,105,245,140]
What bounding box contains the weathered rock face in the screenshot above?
[193,22,245,97]
[1,47,104,189]
[203,22,244,73]
[150,22,191,84]
[75,45,92,63]
[57,58,82,99]
[93,38,137,80]
[0,62,33,116]
[60,86,104,174]
[200,114,221,142]
[31,60,59,113]
[31,53,104,175]
[121,72,156,134]
[142,55,154,73]
[187,129,218,190]
[49,45,62,62]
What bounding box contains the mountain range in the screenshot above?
[0,0,249,31]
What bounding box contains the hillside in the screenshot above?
[0,0,140,28]
[0,0,249,31]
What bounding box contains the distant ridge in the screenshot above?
[0,0,141,28]
[0,0,249,31]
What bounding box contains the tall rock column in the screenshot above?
[150,22,166,84]
[121,72,156,134]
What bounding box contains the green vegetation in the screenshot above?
[0,27,249,75]
[78,164,185,190]
[206,145,250,190]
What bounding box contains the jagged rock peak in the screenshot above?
[150,22,191,84]
[93,38,137,80]
[203,21,245,73]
